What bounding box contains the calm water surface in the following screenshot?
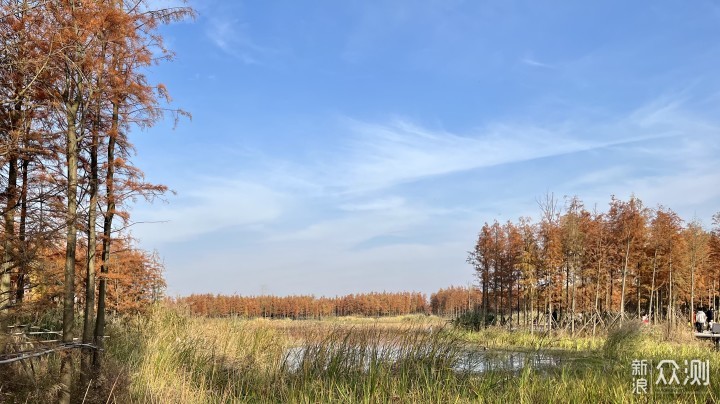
[284,345,573,373]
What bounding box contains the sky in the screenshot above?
[129,0,720,298]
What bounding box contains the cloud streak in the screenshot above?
[134,93,720,297]
[205,17,274,64]
[521,57,554,69]
[329,116,661,194]
[134,179,286,244]
[137,95,719,246]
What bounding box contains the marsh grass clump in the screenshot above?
[279,325,475,402]
[453,311,490,331]
[455,325,603,352]
[108,308,480,402]
[603,320,644,360]
[8,307,720,403]
[112,307,289,402]
[285,327,462,374]
[285,325,464,387]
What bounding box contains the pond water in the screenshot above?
[283,345,570,374]
[457,349,563,373]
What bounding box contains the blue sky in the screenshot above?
[131,1,720,297]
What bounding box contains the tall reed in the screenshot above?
[6,306,720,402]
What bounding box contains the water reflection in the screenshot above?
[283,345,566,374]
[457,349,562,373]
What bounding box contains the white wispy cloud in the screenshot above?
[265,206,426,246]
[205,18,273,64]
[553,96,720,219]
[521,57,554,69]
[564,166,631,188]
[165,236,472,296]
[329,117,646,193]
[567,166,720,223]
[339,197,406,212]
[136,95,720,264]
[133,179,286,244]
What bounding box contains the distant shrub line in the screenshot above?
[170,287,479,318]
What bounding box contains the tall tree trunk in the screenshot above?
[593,256,602,336]
[606,268,613,316]
[60,96,80,404]
[499,281,504,323]
[530,287,535,335]
[690,245,696,327]
[1,155,18,312]
[565,261,570,323]
[713,280,716,311]
[636,278,641,318]
[482,264,488,328]
[571,264,576,335]
[94,102,118,367]
[0,97,23,311]
[619,239,631,319]
[82,109,100,382]
[15,157,28,303]
[648,249,657,323]
[668,262,674,328]
[516,280,520,326]
[493,271,498,324]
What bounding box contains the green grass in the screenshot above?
[454,326,605,352]
[4,307,720,402]
[104,308,720,403]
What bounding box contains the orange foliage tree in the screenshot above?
[468,194,720,332]
[173,291,430,319]
[0,2,192,397]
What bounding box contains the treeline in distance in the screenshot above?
[171,287,480,319]
[468,194,720,328]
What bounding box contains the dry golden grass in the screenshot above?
[3,308,720,403]
[105,308,720,403]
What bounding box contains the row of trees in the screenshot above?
[430,286,482,317]
[468,194,720,331]
[0,1,191,401]
[174,291,430,318]
[28,237,166,315]
[173,287,484,319]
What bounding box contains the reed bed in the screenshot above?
[103,308,720,403]
[4,307,720,402]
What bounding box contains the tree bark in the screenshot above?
[668,262,674,328]
[571,264,576,335]
[81,104,100,383]
[593,257,601,336]
[648,249,657,323]
[94,102,118,367]
[0,155,18,312]
[690,235,697,327]
[619,239,630,319]
[15,157,29,303]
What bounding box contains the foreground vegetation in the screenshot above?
[3,307,720,403]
